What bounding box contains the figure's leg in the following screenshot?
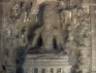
[42,31,54,51]
[55,32,65,52]
[31,27,43,48]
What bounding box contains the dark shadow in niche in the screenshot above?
[36,35,43,48]
[53,38,58,49]
[27,35,43,54]
[16,47,27,73]
[27,22,42,43]
[28,35,43,51]
[2,65,6,72]
[53,37,66,54]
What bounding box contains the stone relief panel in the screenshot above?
[0,0,95,73]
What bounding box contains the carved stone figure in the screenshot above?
[39,1,64,52]
[27,1,68,54]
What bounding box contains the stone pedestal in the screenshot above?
[23,54,72,73]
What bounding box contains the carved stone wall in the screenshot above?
[0,0,96,73]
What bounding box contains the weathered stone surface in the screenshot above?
[0,0,96,73]
[24,54,71,73]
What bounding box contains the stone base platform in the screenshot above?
[23,54,72,73]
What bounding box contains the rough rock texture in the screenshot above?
[0,0,96,73]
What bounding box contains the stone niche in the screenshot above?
[23,54,72,73]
